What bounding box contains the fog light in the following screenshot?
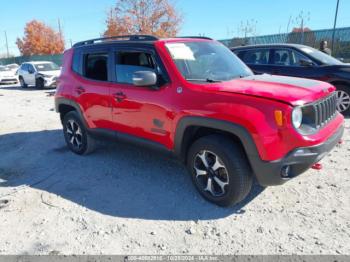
[281,165,290,178]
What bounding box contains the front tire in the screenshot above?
[187,135,253,206]
[63,111,96,155]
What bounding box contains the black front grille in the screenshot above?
[312,93,337,128]
[298,93,338,135]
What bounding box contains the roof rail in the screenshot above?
[73,35,159,47]
[176,36,213,40]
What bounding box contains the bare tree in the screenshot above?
[237,19,258,44]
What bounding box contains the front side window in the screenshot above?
[290,50,313,66]
[240,49,270,65]
[34,62,59,72]
[84,53,108,81]
[166,42,252,82]
[115,51,156,84]
[28,64,36,73]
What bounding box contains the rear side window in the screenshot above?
[115,51,155,84]
[240,49,270,65]
[272,49,291,66]
[83,53,108,81]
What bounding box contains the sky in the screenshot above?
[0,0,349,56]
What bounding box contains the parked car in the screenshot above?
[55,35,344,206]
[0,65,18,84]
[5,63,19,73]
[18,61,61,89]
[231,44,350,115]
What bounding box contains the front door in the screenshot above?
[110,48,173,148]
[26,64,36,85]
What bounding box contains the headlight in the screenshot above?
[292,106,303,129]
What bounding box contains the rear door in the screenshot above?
[235,48,273,74]
[73,47,114,129]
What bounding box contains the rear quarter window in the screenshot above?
[72,51,81,74]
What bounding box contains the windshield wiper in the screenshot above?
[186,78,222,83]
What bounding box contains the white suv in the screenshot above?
[18,61,61,89]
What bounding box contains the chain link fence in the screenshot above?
[220,27,350,62]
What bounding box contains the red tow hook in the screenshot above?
[312,163,323,170]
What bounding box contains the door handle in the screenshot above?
[75,86,86,94]
[113,91,126,102]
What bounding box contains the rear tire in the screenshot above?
[63,111,96,155]
[335,85,350,116]
[187,135,253,206]
[19,77,27,88]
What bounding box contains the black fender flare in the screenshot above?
[174,116,260,160]
[55,98,88,127]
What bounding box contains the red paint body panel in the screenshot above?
[56,38,344,163]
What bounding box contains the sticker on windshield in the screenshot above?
[37,65,45,69]
[166,43,195,60]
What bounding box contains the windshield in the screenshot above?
[166,42,253,82]
[7,64,18,69]
[34,62,60,71]
[0,66,10,72]
[300,46,343,65]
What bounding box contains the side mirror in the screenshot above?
[132,71,157,87]
[299,59,313,67]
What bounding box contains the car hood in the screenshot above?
[38,70,61,77]
[0,70,16,77]
[212,74,335,106]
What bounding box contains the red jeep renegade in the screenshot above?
[55,35,344,206]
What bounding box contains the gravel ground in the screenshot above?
[0,84,349,255]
